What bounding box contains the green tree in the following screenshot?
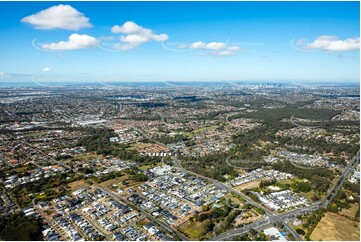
[296,228,305,235]
[0,213,43,241]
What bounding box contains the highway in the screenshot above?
[290,115,319,129]
[320,150,359,205]
[211,150,359,241]
[125,125,360,241]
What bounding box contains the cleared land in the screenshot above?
[128,142,153,150]
[234,179,265,191]
[298,191,316,201]
[223,193,242,204]
[184,125,218,137]
[178,221,206,240]
[339,203,360,219]
[99,174,143,189]
[310,212,360,241]
[71,154,102,161]
[278,178,306,186]
[24,131,48,137]
[234,210,263,226]
[99,175,128,188]
[68,179,89,191]
[139,162,163,171]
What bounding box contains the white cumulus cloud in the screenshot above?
[21,4,92,30]
[41,34,98,50]
[111,21,144,34]
[184,41,241,56]
[110,21,168,50]
[42,67,52,72]
[190,41,207,49]
[299,36,360,52]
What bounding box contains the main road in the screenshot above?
[128,124,359,241]
[133,125,301,240]
[211,150,359,241]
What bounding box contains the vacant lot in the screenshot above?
[68,179,89,191]
[71,153,102,161]
[129,142,152,150]
[234,210,263,226]
[311,212,360,241]
[298,191,316,201]
[340,204,360,219]
[99,174,142,189]
[223,193,242,204]
[139,162,163,171]
[178,221,207,240]
[185,125,218,137]
[278,178,306,186]
[7,165,31,174]
[235,179,265,191]
[100,175,128,188]
[24,131,48,137]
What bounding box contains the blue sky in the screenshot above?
[0,1,359,83]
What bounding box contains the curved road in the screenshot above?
[128,124,359,241]
[211,150,359,241]
[290,115,319,129]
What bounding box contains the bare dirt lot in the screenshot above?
[310,212,360,241]
[234,178,266,191]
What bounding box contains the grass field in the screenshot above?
[234,179,265,191]
[99,174,142,189]
[68,179,89,191]
[298,191,316,201]
[258,140,271,148]
[192,125,217,133]
[184,125,218,137]
[99,176,128,188]
[135,218,149,227]
[7,165,30,174]
[278,178,306,186]
[278,179,293,186]
[178,221,207,240]
[223,193,243,205]
[71,154,102,161]
[24,131,48,137]
[340,204,360,219]
[129,142,153,150]
[139,162,163,171]
[310,212,360,241]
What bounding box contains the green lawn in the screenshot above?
[185,125,218,137]
[299,191,316,201]
[135,218,149,227]
[24,131,48,137]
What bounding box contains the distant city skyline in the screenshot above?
[0,1,360,83]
